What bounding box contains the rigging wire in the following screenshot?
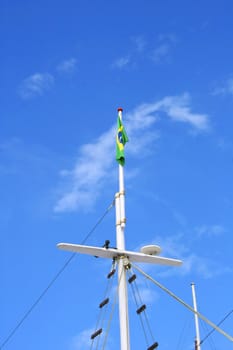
[90,260,117,350]
[103,260,117,302]
[200,309,233,345]
[101,263,123,350]
[175,315,192,350]
[133,272,155,342]
[127,268,158,349]
[132,263,233,343]
[0,199,115,350]
[90,260,122,350]
[127,270,150,346]
[199,320,217,350]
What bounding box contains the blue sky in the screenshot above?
[1,0,233,349]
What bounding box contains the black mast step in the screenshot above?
[90,328,102,339]
[107,269,116,279]
[99,298,109,308]
[128,274,137,284]
[147,342,159,350]
[136,304,146,314]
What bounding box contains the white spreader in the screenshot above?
[57,243,182,266]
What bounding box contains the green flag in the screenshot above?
[116,114,128,166]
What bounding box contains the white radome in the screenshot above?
[140,245,162,256]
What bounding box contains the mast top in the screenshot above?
[118,107,123,112]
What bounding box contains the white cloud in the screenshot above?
[54,94,209,213]
[194,224,226,237]
[161,94,209,130]
[126,93,209,131]
[131,35,146,53]
[212,78,233,96]
[18,58,77,99]
[111,56,131,69]
[158,33,177,44]
[54,127,115,212]
[112,33,177,68]
[129,273,160,304]
[111,36,145,69]
[57,58,77,73]
[152,43,170,63]
[152,33,177,64]
[149,234,232,279]
[70,328,93,350]
[19,73,54,99]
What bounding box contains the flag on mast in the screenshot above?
[116,108,128,166]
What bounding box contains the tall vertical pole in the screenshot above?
[191,283,201,350]
[116,108,130,350]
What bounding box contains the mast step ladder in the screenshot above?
[91,328,102,340]
[99,298,109,308]
[136,304,146,314]
[147,341,159,350]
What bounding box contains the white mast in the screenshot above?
[57,107,183,349]
[191,282,201,350]
[115,107,130,350]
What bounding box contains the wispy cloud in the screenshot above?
[194,224,226,237]
[212,77,233,96]
[18,57,77,99]
[160,94,209,129]
[178,254,233,279]
[129,271,160,304]
[54,94,209,213]
[152,44,170,63]
[18,73,54,99]
[111,36,146,69]
[111,56,131,69]
[54,127,116,212]
[56,58,77,73]
[149,233,232,279]
[70,328,93,350]
[112,33,177,69]
[151,33,177,64]
[131,35,147,53]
